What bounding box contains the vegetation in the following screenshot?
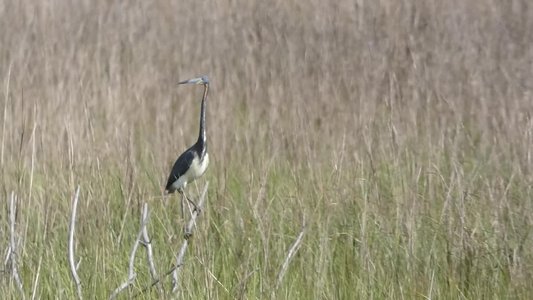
[1,0,532,298]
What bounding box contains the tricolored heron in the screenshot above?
[165,75,210,212]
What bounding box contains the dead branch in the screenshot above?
[133,265,178,298]
[7,192,24,298]
[139,203,161,294]
[68,186,83,300]
[109,202,150,300]
[275,225,306,290]
[172,182,209,294]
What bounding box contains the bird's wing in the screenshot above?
[165,150,196,191]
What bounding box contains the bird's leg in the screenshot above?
[178,189,186,220]
[178,189,192,238]
[178,189,198,239]
[182,191,201,214]
[178,189,197,216]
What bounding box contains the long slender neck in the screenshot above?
[197,84,209,150]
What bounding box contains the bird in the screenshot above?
[165,75,210,213]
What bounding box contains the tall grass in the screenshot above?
[1,0,532,298]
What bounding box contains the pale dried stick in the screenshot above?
[172,182,209,293]
[109,203,150,300]
[275,225,306,290]
[68,186,83,300]
[140,203,161,293]
[8,192,24,297]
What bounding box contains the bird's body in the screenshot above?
[165,76,210,197]
[165,147,209,193]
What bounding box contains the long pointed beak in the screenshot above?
[179,77,204,85]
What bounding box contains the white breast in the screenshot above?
[171,153,209,191]
[189,153,209,179]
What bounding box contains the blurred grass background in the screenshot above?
[1,0,533,298]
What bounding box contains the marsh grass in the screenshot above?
[1,0,533,299]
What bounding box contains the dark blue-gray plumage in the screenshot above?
[165,76,210,198]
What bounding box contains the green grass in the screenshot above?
[1,0,533,299]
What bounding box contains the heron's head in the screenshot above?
[179,75,209,85]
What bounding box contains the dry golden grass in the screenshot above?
[1,0,533,298]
